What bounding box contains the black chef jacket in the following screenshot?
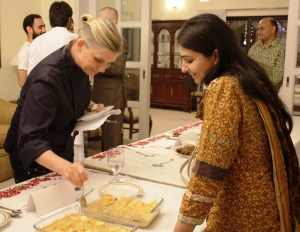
[4,44,91,170]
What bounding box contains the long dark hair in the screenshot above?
[177,13,292,132]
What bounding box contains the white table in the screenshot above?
[0,122,206,232]
[83,121,202,188]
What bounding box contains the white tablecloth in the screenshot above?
[0,171,206,232]
[82,122,203,188]
[0,121,206,231]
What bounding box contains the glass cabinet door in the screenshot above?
[174,28,181,69]
[157,29,171,68]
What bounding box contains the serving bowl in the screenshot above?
[76,188,164,228]
[33,205,138,231]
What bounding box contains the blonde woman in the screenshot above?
[4,16,122,186]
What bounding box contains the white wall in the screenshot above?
[0,0,74,101]
[0,0,289,101]
[0,0,41,101]
[152,0,289,20]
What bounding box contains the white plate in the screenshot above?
[0,210,10,227]
[98,183,143,197]
[77,105,114,122]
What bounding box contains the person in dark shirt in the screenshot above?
[4,16,122,186]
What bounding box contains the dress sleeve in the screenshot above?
[178,77,241,225]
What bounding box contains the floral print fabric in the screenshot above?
[179,76,280,231]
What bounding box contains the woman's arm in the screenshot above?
[174,221,195,232]
[36,150,88,186]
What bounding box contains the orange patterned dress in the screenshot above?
[178,76,280,231]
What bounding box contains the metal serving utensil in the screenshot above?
[0,205,22,215]
[80,184,87,206]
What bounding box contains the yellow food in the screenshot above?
[87,194,158,227]
[41,213,130,232]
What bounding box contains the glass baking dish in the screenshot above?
[33,205,138,231]
[76,188,164,228]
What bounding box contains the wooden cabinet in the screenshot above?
[150,20,191,112]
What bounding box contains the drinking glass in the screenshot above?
[107,148,125,183]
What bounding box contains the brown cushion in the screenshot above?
[124,108,139,121]
[0,124,9,148]
[0,98,17,125]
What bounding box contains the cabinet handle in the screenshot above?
[165,75,171,78]
[179,75,186,79]
[151,86,152,95]
[153,74,160,78]
[170,87,173,96]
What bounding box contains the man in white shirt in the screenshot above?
[17,14,46,87]
[28,1,77,74]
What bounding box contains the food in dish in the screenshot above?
[172,132,181,137]
[34,205,138,232]
[88,194,158,214]
[41,213,131,232]
[165,132,181,139]
[175,142,196,156]
[86,193,162,228]
[76,188,164,228]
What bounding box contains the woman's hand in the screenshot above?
[63,162,88,186]
[86,101,104,112]
[36,150,88,186]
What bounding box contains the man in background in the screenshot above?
[69,17,74,33]
[91,7,128,151]
[248,17,285,92]
[28,1,77,74]
[16,14,46,87]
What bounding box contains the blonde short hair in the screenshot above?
[78,14,122,53]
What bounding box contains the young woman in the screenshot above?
[174,13,300,231]
[4,16,122,187]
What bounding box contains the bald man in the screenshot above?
[91,7,128,151]
[248,17,285,92]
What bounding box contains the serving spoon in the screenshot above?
[80,184,87,206]
[0,205,22,215]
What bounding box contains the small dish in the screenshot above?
[174,141,196,158]
[165,132,180,140]
[0,210,10,227]
[98,183,143,197]
[77,105,114,122]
